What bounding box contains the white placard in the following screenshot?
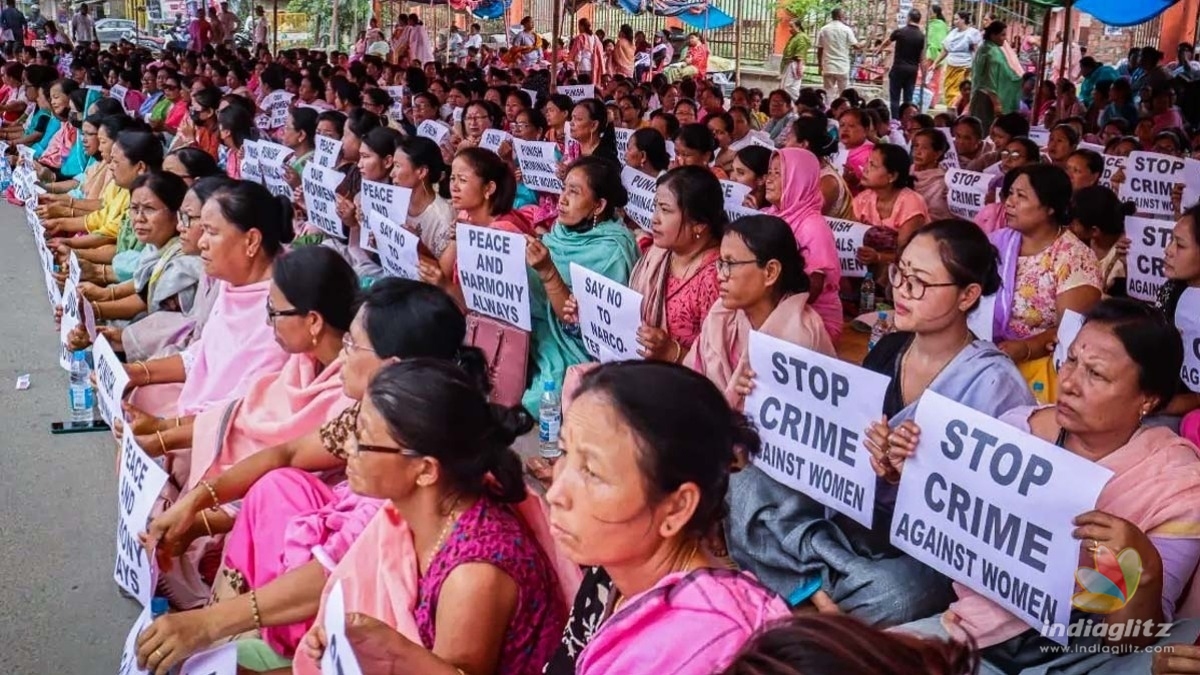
[720,180,752,211]
[967,294,996,342]
[665,140,676,160]
[1028,126,1050,146]
[59,311,79,372]
[890,391,1112,641]
[1119,152,1200,218]
[260,90,295,129]
[1177,289,1200,393]
[241,139,263,185]
[417,119,451,146]
[513,139,564,194]
[1125,216,1172,301]
[115,427,170,606]
[110,84,130,112]
[828,218,871,279]
[614,127,632,164]
[320,580,365,675]
[371,211,421,280]
[945,168,989,221]
[314,135,342,169]
[68,251,81,286]
[256,141,294,198]
[93,334,130,428]
[117,607,153,675]
[480,128,511,153]
[1053,309,1086,373]
[1078,141,1105,155]
[180,643,238,675]
[385,85,405,122]
[559,84,595,102]
[569,262,643,362]
[620,165,656,232]
[455,224,531,331]
[746,331,888,527]
[1099,154,1125,189]
[360,180,411,254]
[727,203,762,224]
[301,162,346,239]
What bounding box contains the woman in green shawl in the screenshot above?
[780,19,811,99]
[970,21,1022,132]
[923,4,948,102]
[522,155,639,413]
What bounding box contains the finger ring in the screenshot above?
[152,648,164,662]
[1088,539,1099,552]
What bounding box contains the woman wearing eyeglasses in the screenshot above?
[137,279,488,673]
[725,219,1033,626]
[686,214,835,409]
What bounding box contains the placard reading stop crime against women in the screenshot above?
[1125,216,1173,301]
[513,139,564,194]
[620,165,656,231]
[890,391,1112,641]
[827,218,871,278]
[114,428,169,606]
[945,168,989,220]
[745,331,889,527]
[1177,288,1200,393]
[569,263,644,362]
[456,224,532,331]
[93,334,130,428]
[1119,152,1200,218]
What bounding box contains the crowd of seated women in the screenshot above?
[10,36,1200,675]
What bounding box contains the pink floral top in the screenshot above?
[666,251,721,350]
[416,496,566,675]
[1006,231,1101,339]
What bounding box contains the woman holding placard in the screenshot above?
[991,164,1101,399]
[1158,202,1200,432]
[728,145,772,210]
[687,214,835,408]
[763,148,843,342]
[853,144,930,268]
[453,100,503,151]
[624,127,671,179]
[887,299,1200,672]
[627,166,724,363]
[391,136,454,266]
[789,114,854,220]
[522,156,639,413]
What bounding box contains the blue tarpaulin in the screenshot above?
[675,5,734,29]
[1073,0,1179,27]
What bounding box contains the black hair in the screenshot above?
[317,109,347,137]
[1068,148,1104,177]
[516,107,548,133]
[630,128,670,172]
[166,147,221,180]
[735,145,773,177]
[346,107,382,140]
[574,361,760,538]
[455,146,516,215]
[361,126,403,162]
[1072,186,1135,237]
[367,360,532,504]
[874,143,915,190]
[573,98,619,161]
[676,122,718,159]
[913,128,949,160]
[725,215,810,296]
[464,99,504,130]
[648,110,681,139]
[952,115,984,139]
[272,245,358,333]
[1051,123,1081,147]
[216,104,255,147]
[288,107,318,148]
[993,112,1030,139]
[396,135,449,197]
[115,129,164,171]
[910,219,1001,311]
[187,175,237,206]
[1010,164,1073,226]
[564,156,628,225]
[1082,299,1182,412]
[658,165,728,239]
[1007,137,1042,163]
[209,181,297,257]
[129,171,188,213]
[791,114,837,158]
[707,110,734,138]
[544,93,573,117]
[332,77,362,107]
[193,85,222,111]
[90,96,125,118]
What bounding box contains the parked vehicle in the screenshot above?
[95,18,136,45]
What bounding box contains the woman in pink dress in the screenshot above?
[853,143,931,268]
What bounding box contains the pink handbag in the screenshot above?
[465,313,530,408]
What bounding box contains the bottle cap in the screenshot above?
[543,380,555,392]
[877,311,887,319]
[1032,381,1045,391]
[151,596,169,616]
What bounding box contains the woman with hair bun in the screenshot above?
[294,359,571,675]
[687,214,835,409]
[727,219,1033,627]
[1069,185,1135,296]
[543,361,789,675]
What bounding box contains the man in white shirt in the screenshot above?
[219,2,239,44]
[69,3,95,44]
[816,8,859,99]
[447,25,465,64]
[464,23,483,52]
[251,5,268,49]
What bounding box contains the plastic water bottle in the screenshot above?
[860,271,876,313]
[538,380,562,459]
[868,312,890,351]
[1032,381,1048,405]
[68,350,95,427]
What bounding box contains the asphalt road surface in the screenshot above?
[0,207,141,673]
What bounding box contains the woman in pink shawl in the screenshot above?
[763,147,844,342]
[886,300,1200,669]
[538,361,789,675]
[687,215,835,410]
[293,360,572,675]
[570,18,606,82]
[136,280,484,672]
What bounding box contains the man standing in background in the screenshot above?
[219,2,239,45]
[816,8,859,99]
[0,0,25,53]
[69,3,95,44]
[881,9,925,117]
[251,5,268,50]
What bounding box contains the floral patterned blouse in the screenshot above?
[1006,231,1102,339]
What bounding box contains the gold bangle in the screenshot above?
[156,430,166,454]
[133,360,151,385]
[249,589,263,630]
[199,510,213,537]
[108,286,116,301]
[93,303,103,321]
[671,339,683,363]
[174,416,182,428]
[200,479,220,511]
